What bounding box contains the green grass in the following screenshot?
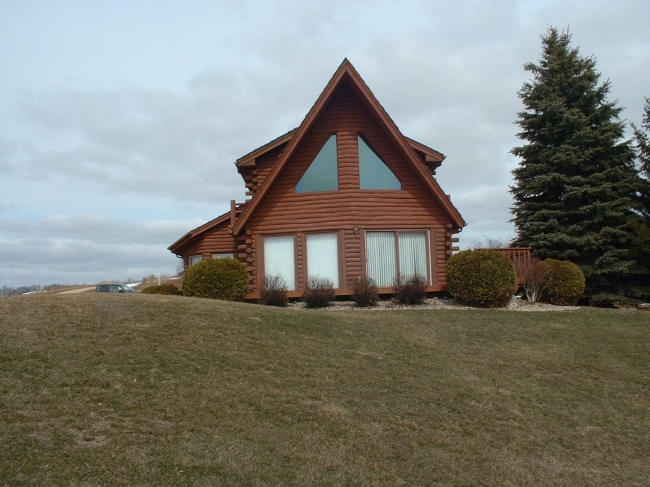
[1,294,648,486]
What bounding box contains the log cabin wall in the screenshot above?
[243,81,454,295]
[239,143,287,197]
[180,219,238,269]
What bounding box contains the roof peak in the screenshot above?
[232,61,465,234]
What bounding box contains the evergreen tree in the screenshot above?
[510,28,644,304]
[631,98,650,216]
[630,98,650,299]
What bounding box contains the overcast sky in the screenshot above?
[1,0,649,287]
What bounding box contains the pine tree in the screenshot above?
[510,28,644,304]
[632,98,650,216]
[630,98,650,300]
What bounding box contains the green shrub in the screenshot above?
[393,274,428,305]
[303,277,335,308]
[349,277,379,307]
[259,274,288,307]
[141,283,182,295]
[182,258,249,301]
[543,259,585,306]
[446,249,517,307]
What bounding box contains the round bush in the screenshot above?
[446,249,517,307]
[543,259,585,306]
[182,258,249,301]
[141,283,181,295]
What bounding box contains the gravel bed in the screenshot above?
[287,296,580,312]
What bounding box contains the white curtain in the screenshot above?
[306,233,339,287]
[366,232,396,287]
[399,232,428,281]
[264,236,295,290]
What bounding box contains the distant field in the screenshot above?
[1,294,648,486]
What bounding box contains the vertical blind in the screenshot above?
[366,232,397,287]
[306,233,339,287]
[398,232,428,280]
[366,231,428,286]
[264,236,296,290]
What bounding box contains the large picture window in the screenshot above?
[296,135,338,193]
[366,231,428,287]
[358,136,400,190]
[306,233,339,288]
[264,235,296,290]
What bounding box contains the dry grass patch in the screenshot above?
[1,294,649,485]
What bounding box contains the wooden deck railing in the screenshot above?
[475,247,532,285]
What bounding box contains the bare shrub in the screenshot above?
[259,274,288,307]
[349,277,379,307]
[303,277,335,308]
[474,235,509,248]
[516,258,551,303]
[393,274,428,305]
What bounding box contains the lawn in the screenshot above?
[1,294,648,486]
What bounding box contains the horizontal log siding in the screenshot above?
[182,219,238,269]
[254,144,285,189]
[246,83,453,291]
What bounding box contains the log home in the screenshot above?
[169,59,466,299]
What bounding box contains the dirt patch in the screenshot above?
[58,286,96,294]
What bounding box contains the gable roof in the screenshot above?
[168,211,231,255]
[403,136,445,174]
[232,59,465,234]
[235,128,297,168]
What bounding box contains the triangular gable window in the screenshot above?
[296,135,338,193]
[358,136,401,190]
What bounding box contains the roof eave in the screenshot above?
[235,128,297,168]
[168,212,231,255]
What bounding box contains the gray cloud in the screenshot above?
[0,137,17,175]
[0,215,203,287]
[0,214,204,245]
[0,237,179,287]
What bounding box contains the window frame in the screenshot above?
[363,229,431,287]
[189,255,203,267]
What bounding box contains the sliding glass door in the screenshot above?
[366,231,429,286]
